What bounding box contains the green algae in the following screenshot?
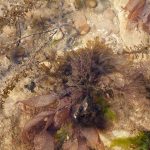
[110,131,150,150]
[55,127,68,143]
[95,96,116,122]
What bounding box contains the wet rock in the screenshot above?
[73,11,90,35]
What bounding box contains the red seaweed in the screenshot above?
[17,93,58,108]
[34,131,55,150]
[124,0,150,33]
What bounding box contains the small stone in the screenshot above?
[24,81,36,93]
[39,61,51,68]
[85,0,97,8]
[79,24,90,35]
[2,25,16,37]
[103,8,116,20]
[112,130,130,138]
[73,12,90,35]
[53,30,64,41]
[94,1,104,13]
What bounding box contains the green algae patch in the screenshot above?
[95,96,117,122]
[104,108,116,122]
[110,131,150,150]
[55,127,68,143]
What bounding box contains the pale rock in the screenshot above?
[112,130,130,138]
[99,19,116,35]
[39,61,51,68]
[53,30,64,41]
[2,25,16,37]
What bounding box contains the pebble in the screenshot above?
[103,8,116,20]
[73,11,90,35]
[0,5,4,17]
[85,0,97,8]
[53,30,64,41]
[112,130,130,138]
[39,61,51,68]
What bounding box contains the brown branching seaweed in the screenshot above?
[0,1,149,149]
[17,39,127,150]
